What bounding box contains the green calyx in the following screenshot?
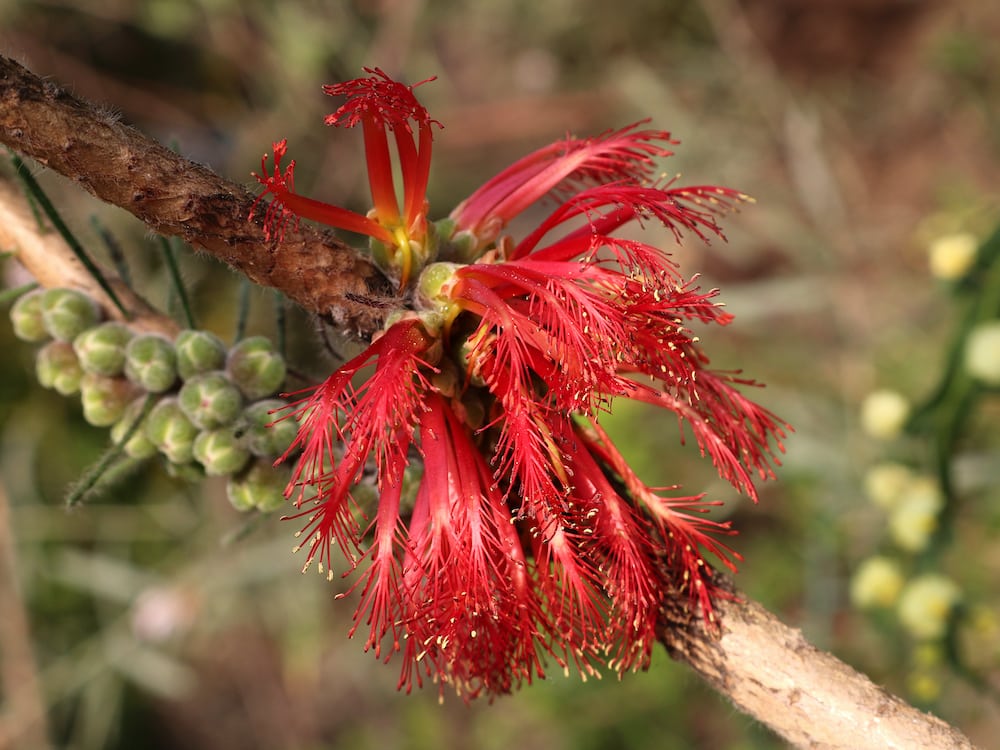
[40,288,101,342]
[174,329,226,380]
[193,428,251,477]
[10,289,49,342]
[239,399,297,457]
[80,373,139,427]
[73,322,133,377]
[36,341,85,396]
[125,334,178,393]
[178,371,243,430]
[226,336,286,400]
[145,397,199,464]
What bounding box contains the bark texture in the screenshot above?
[659,574,977,749]
[0,53,393,338]
[0,53,981,750]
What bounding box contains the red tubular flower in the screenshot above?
[252,67,440,287]
[258,69,788,699]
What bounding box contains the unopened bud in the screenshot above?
[174,329,226,380]
[80,373,140,427]
[36,341,85,396]
[40,288,100,342]
[193,428,252,476]
[239,400,296,457]
[10,289,49,342]
[146,397,199,465]
[226,336,286,399]
[125,334,178,393]
[178,371,243,430]
[73,322,132,376]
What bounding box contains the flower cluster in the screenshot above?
[252,68,787,698]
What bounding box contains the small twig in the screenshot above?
[0,482,53,750]
[658,572,977,750]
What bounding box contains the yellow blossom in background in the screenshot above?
[964,321,1000,386]
[888,476,944,552]
[863,462,915,511]
[898,575,961,640]
[850,556,905,608]
[907,671,942,703]
[860,390,911,440]
[928,232,978,281]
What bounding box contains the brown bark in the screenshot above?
[0,53,981,749]
[0,53,393,339]
[659,574,977,749]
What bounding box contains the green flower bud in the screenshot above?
[226,336,286,399]
[416,261,461,313]
[36,341,85,396]
[193,428,251,477]
[226,460,290,513]
[10,289,49,342]
[110,398,158,459]
[40,288,100,342]
[178,371,243,430]
[964,321,1000,386]
[80,373,140,427]
[124,334,178,393]
[145,397,199,464]
[239,399,296,457]
[73,322,132,376]
[174,329,226,380]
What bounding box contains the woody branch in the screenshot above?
[0,52,978,750]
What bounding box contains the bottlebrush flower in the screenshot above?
[254,68,787,699]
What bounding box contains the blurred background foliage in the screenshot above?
[1,0,999,748]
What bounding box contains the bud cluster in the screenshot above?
[10,287,292,514]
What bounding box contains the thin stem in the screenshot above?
[65,394,157,508]
[234,277,251,343]
[8,153,130,319]
[157,236,196,329]
[0,481,53,750]
[90,217,132,287]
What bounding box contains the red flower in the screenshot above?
[258,69,787,699]
[252,67,440,287]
